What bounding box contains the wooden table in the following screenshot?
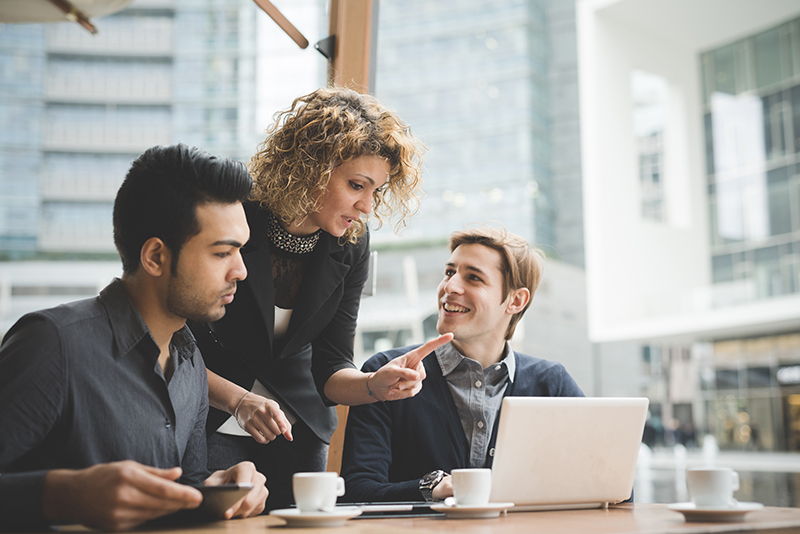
[60,504,799,534]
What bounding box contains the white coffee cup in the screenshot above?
[686,467,739,508]
[292,472,345,513]
[452,468,492,506]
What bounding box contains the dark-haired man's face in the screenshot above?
[166,202,249,322]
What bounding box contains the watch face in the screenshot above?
[421,470,443,487]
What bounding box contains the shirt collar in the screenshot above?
[98,278,196,364]
[500,344,516,382]
[435,341,516,381]
[171,325,198,363]
[435,341,464,376]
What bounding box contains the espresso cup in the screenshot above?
[452,468,492,506]
[292,472,345,513]
[686,467,739,508]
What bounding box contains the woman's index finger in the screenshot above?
[404,333,453,369]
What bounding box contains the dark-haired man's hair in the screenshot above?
[113,144,252,274]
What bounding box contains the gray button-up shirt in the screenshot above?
[436,342,516,468]
[0,278,209,529]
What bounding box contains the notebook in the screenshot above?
[490,396,649,511]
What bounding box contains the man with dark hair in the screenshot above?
[0,144,267,530]
[341,228,584,503]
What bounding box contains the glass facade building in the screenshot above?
[693,16,800,452]
[579,0,800,467]
[703,16,800,304]
[372,0,584,267]
[633,15,800,454]
[0,0,261,257]
[0,24,43,256]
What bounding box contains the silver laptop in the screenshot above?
[490,397,648,511]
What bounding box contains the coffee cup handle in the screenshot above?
[336,477,345,497]
[732,471,740,492]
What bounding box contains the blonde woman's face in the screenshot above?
[296,155,389,237]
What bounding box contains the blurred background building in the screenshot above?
[579,0,800,506]
[1,0,262,257]
[579,0,800,450]
[359,0,592,389]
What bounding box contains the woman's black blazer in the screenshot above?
[190,201,370,443]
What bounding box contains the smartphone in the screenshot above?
[193,483,254,517]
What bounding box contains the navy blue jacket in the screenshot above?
[340,345,584,502]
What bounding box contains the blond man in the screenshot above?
[341,228,583,502]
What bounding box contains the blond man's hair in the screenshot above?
[250,87,425,243]
[449,228,544,340]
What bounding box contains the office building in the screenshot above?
[578,0,800,450]
[355,0,592,384]
[0,0,263,257]
[372,0,583,265]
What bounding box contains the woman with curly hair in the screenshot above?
[190,87,451,510]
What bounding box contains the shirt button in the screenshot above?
[489,448,495,456]
[165,420,171,428]
[477,421,485,429]
[495,364,502,370]
[475,380,482,388]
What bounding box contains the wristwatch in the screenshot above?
[419,469,448,502]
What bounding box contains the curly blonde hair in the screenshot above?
[250,87,424,243]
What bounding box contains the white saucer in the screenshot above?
[269,507,362,527]
[430,502,514,519]
[668,502,764,522]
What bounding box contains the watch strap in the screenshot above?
[419,469,448,502]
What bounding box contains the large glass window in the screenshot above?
[768,179,792,237]
[631,70,667,222]
[703,17,800,301]
[793,85,800,152]
[373,0,558,250]
[753,25,794,90]
[763,89,792,160]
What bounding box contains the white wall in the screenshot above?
[577,0,800,344]
[578,1,708,339]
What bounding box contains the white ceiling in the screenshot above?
[590,0,800,52]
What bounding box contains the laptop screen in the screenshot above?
[490,397,648,509]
